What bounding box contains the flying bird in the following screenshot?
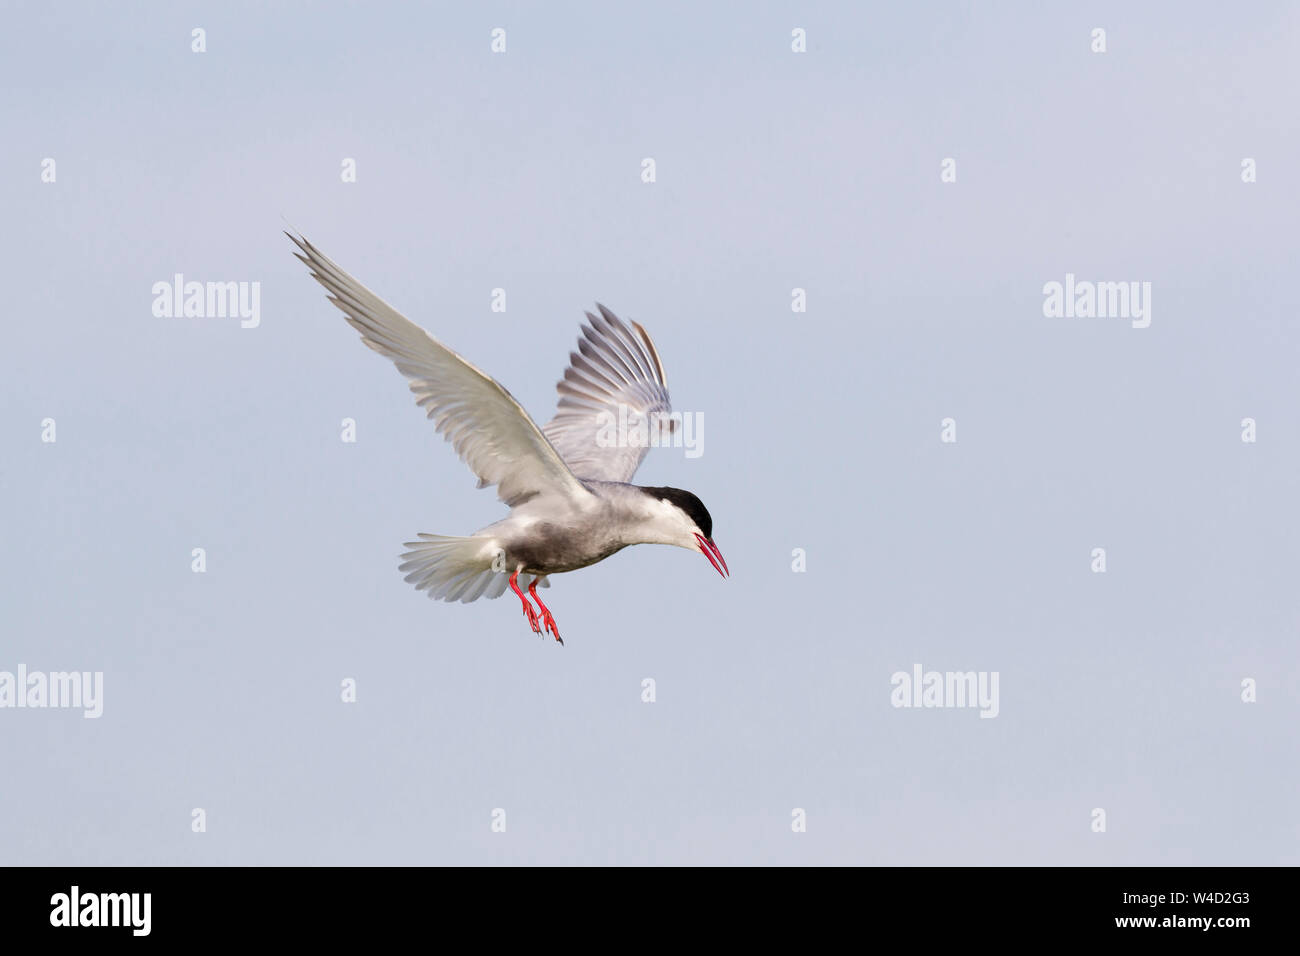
[288,233,727,644]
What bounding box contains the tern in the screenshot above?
[288,233,728,644]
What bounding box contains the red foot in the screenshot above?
[509,570,542,635]
[529,579,563,645]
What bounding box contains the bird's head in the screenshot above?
[637,486,728,578]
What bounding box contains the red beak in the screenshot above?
[694,533,729,578]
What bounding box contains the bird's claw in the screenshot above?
[540,611,562,644]
[521,603,542,635]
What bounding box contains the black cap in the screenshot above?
[639,486,713,539]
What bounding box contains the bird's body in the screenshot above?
[288,232,727,643]
[478,481,642,575]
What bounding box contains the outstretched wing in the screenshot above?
[288,233,591,508]
[541,304,673,483]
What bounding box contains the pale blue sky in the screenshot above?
[1,2,1297,864]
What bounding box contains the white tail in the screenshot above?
[398,534,548,603]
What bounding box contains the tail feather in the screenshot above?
[398,533,548,603]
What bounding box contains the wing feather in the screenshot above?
[289,233,590,507]
[541,304,673,483]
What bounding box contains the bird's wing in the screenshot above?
[541,304,673,483]
[288,233,592,508]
